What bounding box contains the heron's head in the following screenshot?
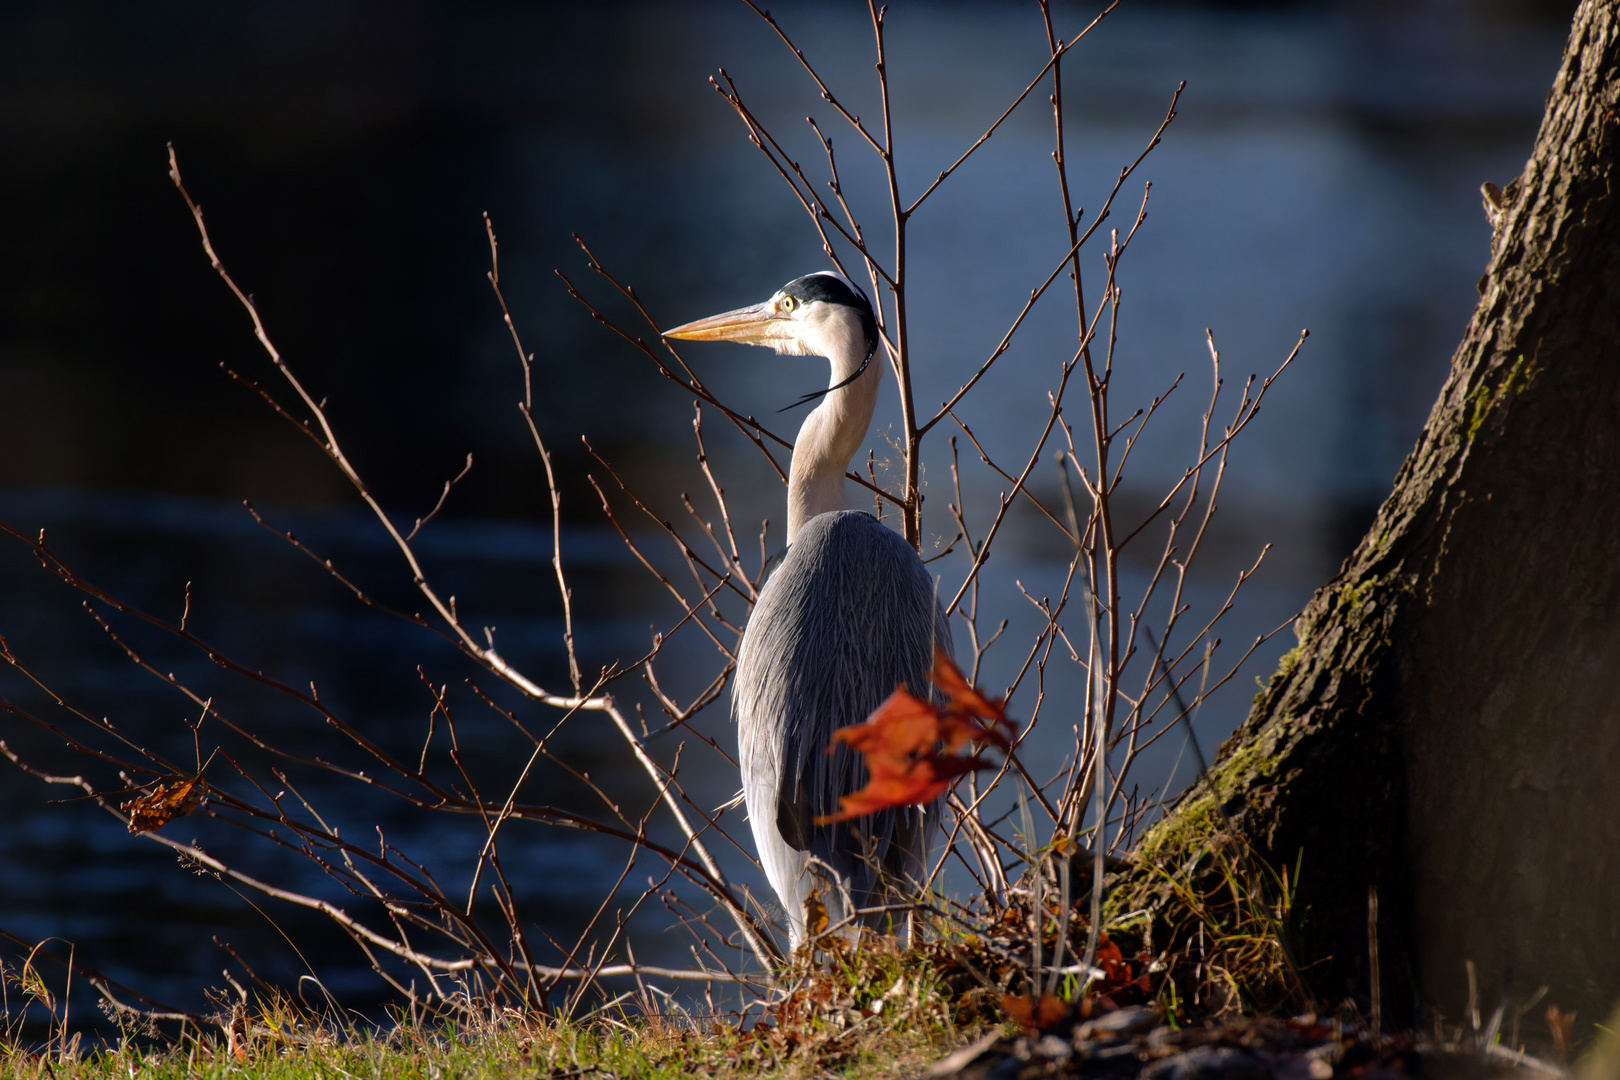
[663,272,878,364]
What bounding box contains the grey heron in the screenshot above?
[665,272,953,948]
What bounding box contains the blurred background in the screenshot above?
[0,0,1573,1023]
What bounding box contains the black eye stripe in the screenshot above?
[781,273,867,309]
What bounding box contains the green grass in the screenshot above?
[0,938,1000,1080]
[0,1011,984,1080]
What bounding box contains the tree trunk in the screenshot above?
[1121,0,1620,1030]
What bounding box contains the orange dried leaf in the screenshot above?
[1038,992,1069,1029]
[1547,1005,1576,1062]
[817,649,1019,823]
[935,710,1005,754]
[829,688,941,760]
[803,889,830,938]
[815,750,995,824]
[122,776,205,833]
[1001,993,1033,1027]
[1095,935,1131,984]
[1001,992,1068,1033]
[930,645,1012,738]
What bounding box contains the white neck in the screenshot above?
[786,328,879,543]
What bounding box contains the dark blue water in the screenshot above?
[0,489,661,1013]
[0,0,1568,1026]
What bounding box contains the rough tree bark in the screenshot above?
[1120,0,1620,1029]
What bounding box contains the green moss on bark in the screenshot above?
[1464,352,1534,443]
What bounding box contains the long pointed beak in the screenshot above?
[663,302,778,344]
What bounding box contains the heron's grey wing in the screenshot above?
[735,510,954,942]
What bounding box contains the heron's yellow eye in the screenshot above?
[780,296,798,313]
